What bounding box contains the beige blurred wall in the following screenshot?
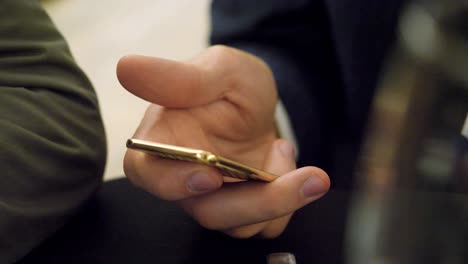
[43,0,211,180]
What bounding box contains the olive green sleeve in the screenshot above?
[0,0,107,262]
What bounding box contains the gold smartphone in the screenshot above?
[126,139,278,182]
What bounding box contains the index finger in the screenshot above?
[116,45,277,109]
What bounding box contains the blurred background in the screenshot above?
[42,0,211,180]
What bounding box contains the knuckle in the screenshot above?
[147,177,167,199]
[261,230,282,239]
[208,44,236,57]
[225,228,257,239]
[145,172,184,201]
[189,203,221,230]
[204,45,239,71]
[262,203,285,220]
[194,215,219,231]
[260,192,292,219]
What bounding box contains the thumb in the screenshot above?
[117,54,224,108]
[222,139,298,238]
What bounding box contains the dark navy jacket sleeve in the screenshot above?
[210,0,405,188]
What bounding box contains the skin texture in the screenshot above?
[117,45,330,238]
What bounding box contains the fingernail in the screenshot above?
[187,173,219,193]
[302,177,328,198]
[279,140,294,159]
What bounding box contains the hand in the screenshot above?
[117,45,330,238]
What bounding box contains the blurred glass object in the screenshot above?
[347,0,468,263]
[267,253,297,264]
